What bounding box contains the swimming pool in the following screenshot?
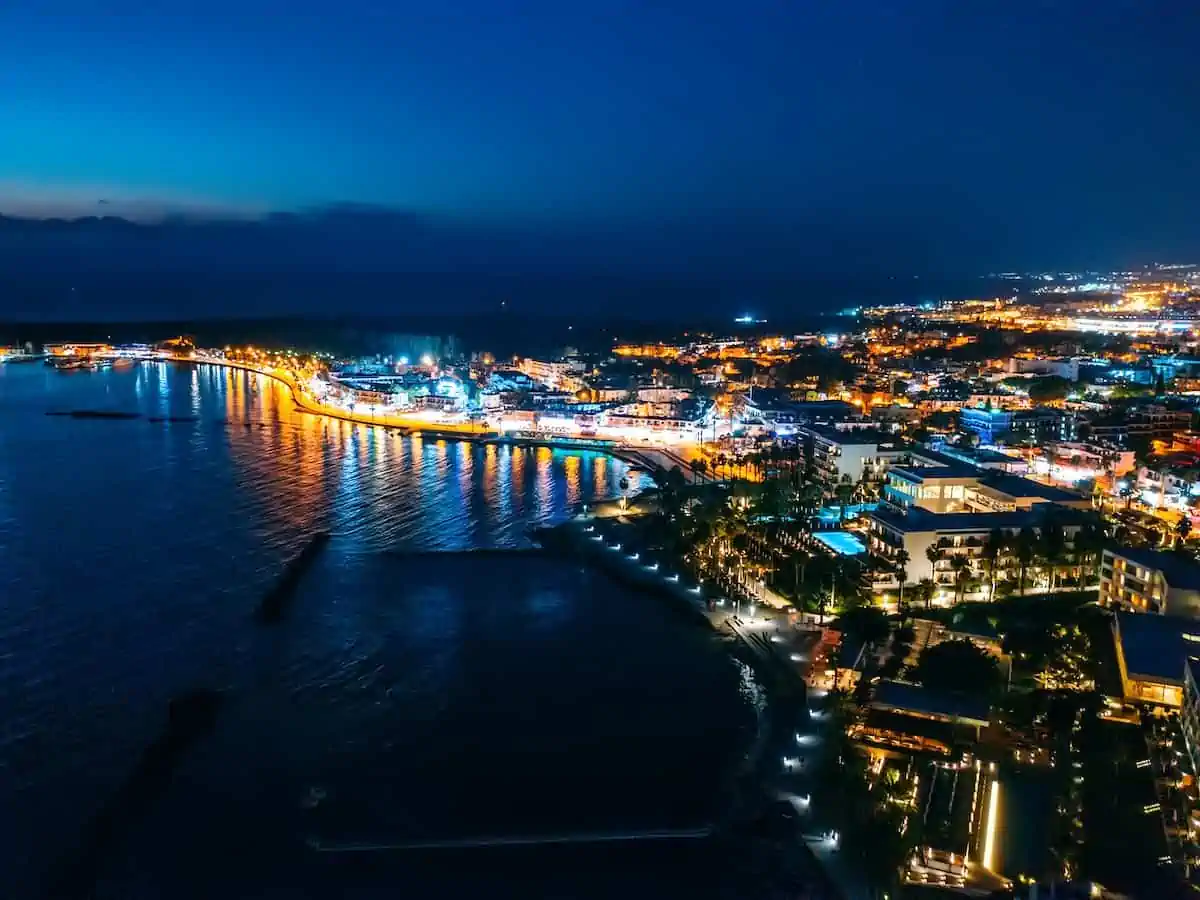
[816,502,879,524]
[813,530,867,556]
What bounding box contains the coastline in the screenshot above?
[533,520,804,814]
[166,355,677,468]
[535,517,850,899]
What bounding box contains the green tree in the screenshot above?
[1112,382,1153,400]
[788,548,813,600]
[834,605,890,647]
[914,639,1001,698]
[1176,515,1192,548]
[951,554,971,604]
[925,543,942,589]
[1042,522,1067,591]
[1071,521,1105,577]
[1027,375,1071,403]
[799,481,824,517]
[1015,527,1037,595]
[835,474,855,522]
[895,548,911,620]
[982,528,1007,601]
[916,576,935,610]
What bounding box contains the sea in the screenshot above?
[0,361,759,899]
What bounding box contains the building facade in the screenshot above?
[799,425,908,489]
[1183,659,1200,777]
[865,506,1089,601]
[1099,547,1200,615]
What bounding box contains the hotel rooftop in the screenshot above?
[867,504,1092,535]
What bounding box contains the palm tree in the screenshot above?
[1071,521,1104,582]
[917,577,935,610]
[895,548,911,620]
[1176,515,1193,548]
[980,528,1006,601]
[925,544,941,586]
[1015,527,1037,595]
[1041,523,1067,592]
[788,548,813,600]
[800,482,824,518]
[951,555,971,604]
[835,474,855,523]
[833,560,866,612]
[856,468,876,504]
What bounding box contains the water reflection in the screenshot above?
[0,361,677,898]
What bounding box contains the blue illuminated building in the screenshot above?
[960,406,1012,444]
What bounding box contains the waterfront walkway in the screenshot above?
[169,354,703,474]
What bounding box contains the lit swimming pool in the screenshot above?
[816,502,879,524]
[813,531,867,556]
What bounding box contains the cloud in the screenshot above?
[0,179,266,222]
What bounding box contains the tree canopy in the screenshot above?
[833,605,890,646]
[1026,375,1070,403]
[1000,375,1032,392]
[1111,382,1153,399]
[914,639,1001,697]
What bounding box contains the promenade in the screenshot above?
[170,354,704,474]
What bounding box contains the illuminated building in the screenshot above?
[599,400,712,441]
[43,342,112,356]
[1084,404,1191,445]
[887,459,1089,514]
[959,407,1012,444]
[865,505,1092,594]
[1069,315,1198,336]
[921,445,1028,474]
[1005,356,1080,381]
[1182,659,1200,778]
[1100,547,1200,615]
[799,425,907,488]
[1110,611,1200,707]
[1037,441,1133,481]
[851,680,989,756]
[960,405,1076,445]
[1133,455,1200,510]
[884,463,980,513]
[517,357,585,392]
[612,343,682,359]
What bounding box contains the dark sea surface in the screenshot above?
[0,362,757,898]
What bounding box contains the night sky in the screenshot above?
[1,1,1198,310]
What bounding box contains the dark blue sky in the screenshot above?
[1,0,1198,278]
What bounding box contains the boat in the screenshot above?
[47,354,112,371]
[47,356,91,370]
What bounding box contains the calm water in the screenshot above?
[0,362,755,898]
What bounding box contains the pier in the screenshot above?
[47,690,224,899]
[257,531,332,622]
